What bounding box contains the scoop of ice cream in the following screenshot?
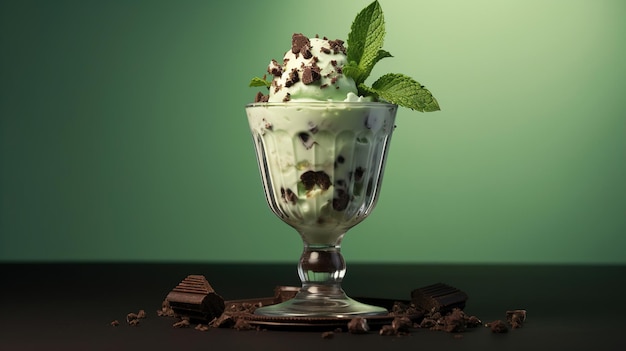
[266,33,358,102]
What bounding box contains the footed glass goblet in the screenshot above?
[245,101,397,317]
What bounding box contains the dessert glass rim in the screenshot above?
[245,101,398,108]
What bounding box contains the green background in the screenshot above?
[1,0,624,264]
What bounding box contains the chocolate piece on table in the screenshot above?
[273,286,300,304]
[506,309,527,328]
[410,283,468,314]
[165,275,225,323]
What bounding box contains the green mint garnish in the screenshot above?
[344,1,391,88]
[249,76,271,88]
[345,1,440,112]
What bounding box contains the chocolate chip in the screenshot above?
[333,189,350,211]
[298,132,315,149]
[300,171,331,191]
[281,187,297,204]
[354,167,365,182]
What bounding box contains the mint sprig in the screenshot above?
[249,76,271,88]
[345,1,440,112]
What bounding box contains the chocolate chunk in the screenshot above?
[300,170,331,191]
[254,91,268,103]
[300,44,312,59]
[328,39,346,54]
[354,167,365,182]
[332,188,350,211]
[267,59,282,77]
[298,132,315,149]
[165,275,225,323]
[347,317,369,334]
[411,283,468,314]
[302,66,321,85]
[285,68,299,88]
[291,33,310,56]
[280,187,297,205]
[486,320,509,333]
[506,309,526,329]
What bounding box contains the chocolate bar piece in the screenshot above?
[411,283,468,313]
[165,275,225,322]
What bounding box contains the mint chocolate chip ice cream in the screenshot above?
[255,34,368,104]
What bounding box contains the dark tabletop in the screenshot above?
[1,263,624,350]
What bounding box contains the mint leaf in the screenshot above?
[346,1,389,86]
[369,73,440,112]
[249,77,271,88]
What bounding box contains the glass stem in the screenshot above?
[296,243,348,300]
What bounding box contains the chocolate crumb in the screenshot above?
[233,318,255,331]
[137,310,147,319]
[506,309,526,329]
[347,317,369,334]
[321,331,334,339]
[379,325,396,336]
[126,313,139,324]
[157,299,176,317]
[110,320,120,327]
[128,319,140,326]
[282,92,291,102]
[195,324,210,331]
[486,320,508,333]
[173,319,191,328]
[392,316,413,333]
[209,314,234,328]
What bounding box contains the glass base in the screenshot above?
[254,295,388,318]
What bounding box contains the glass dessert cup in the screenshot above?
[245,101,397,317]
